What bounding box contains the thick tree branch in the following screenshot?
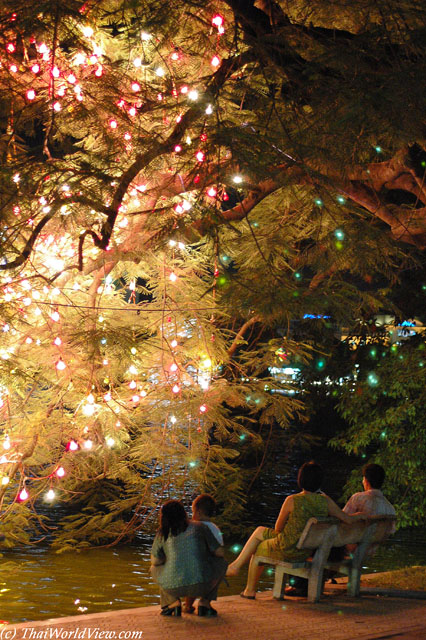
[0,204,59,271]
[228,315,260,357]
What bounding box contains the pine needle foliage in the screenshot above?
[0,0,424,547]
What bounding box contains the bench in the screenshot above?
[252,515,396,603]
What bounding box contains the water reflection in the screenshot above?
[1,527,425,624]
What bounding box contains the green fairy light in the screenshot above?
[367,372,379,386]
[375,146,382,153]
[369,348,377,358]
[337,196,346,204]
[334,229,345,240]
[294,272,302,280]
[231,544,242,553]
[239,434,246,441]
[314,198,323,207]
[380,430,386,439]
[316,359,325,370]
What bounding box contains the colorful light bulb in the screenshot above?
[18,488,29,501]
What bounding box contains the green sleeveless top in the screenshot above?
[267,492,328,562]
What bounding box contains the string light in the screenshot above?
[18,488,29,501]
[56,358,66,371]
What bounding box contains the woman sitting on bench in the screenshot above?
[226,461,366,599]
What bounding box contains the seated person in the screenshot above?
[290,462,396,596]
[343,463,396,522]
[226,461,366,599]
[342,462,396,554]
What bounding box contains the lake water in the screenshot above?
[1,527,425,624]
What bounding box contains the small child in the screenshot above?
[183,494,223,614]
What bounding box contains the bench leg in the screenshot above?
[347,532,374,597]
[272,566,287,599]
[307,569,324,603]
[307,524,338,603]
[347,568,361,597]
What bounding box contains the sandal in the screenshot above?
[160,601,182,617]
[197,604,217,617]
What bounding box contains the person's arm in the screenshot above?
[200,521,225,558]
[342,494,357,514]
[274,495,294,532]
[325,495,367,524]
[150,535,166,566]
[150,553,165,566]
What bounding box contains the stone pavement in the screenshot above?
[6,588,426,640]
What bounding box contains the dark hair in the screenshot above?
[297,461,324,492]
[159,500,188,540]
[193,493,216,517]
[363,463,385,489]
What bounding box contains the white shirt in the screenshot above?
[344,489,396,534]
[203,521,223,545]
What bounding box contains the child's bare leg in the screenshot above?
[183,596,195,613]
[226,526,267,576]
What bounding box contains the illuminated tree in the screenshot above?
[0,0,424,547]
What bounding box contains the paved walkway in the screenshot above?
[7,587,426,640]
